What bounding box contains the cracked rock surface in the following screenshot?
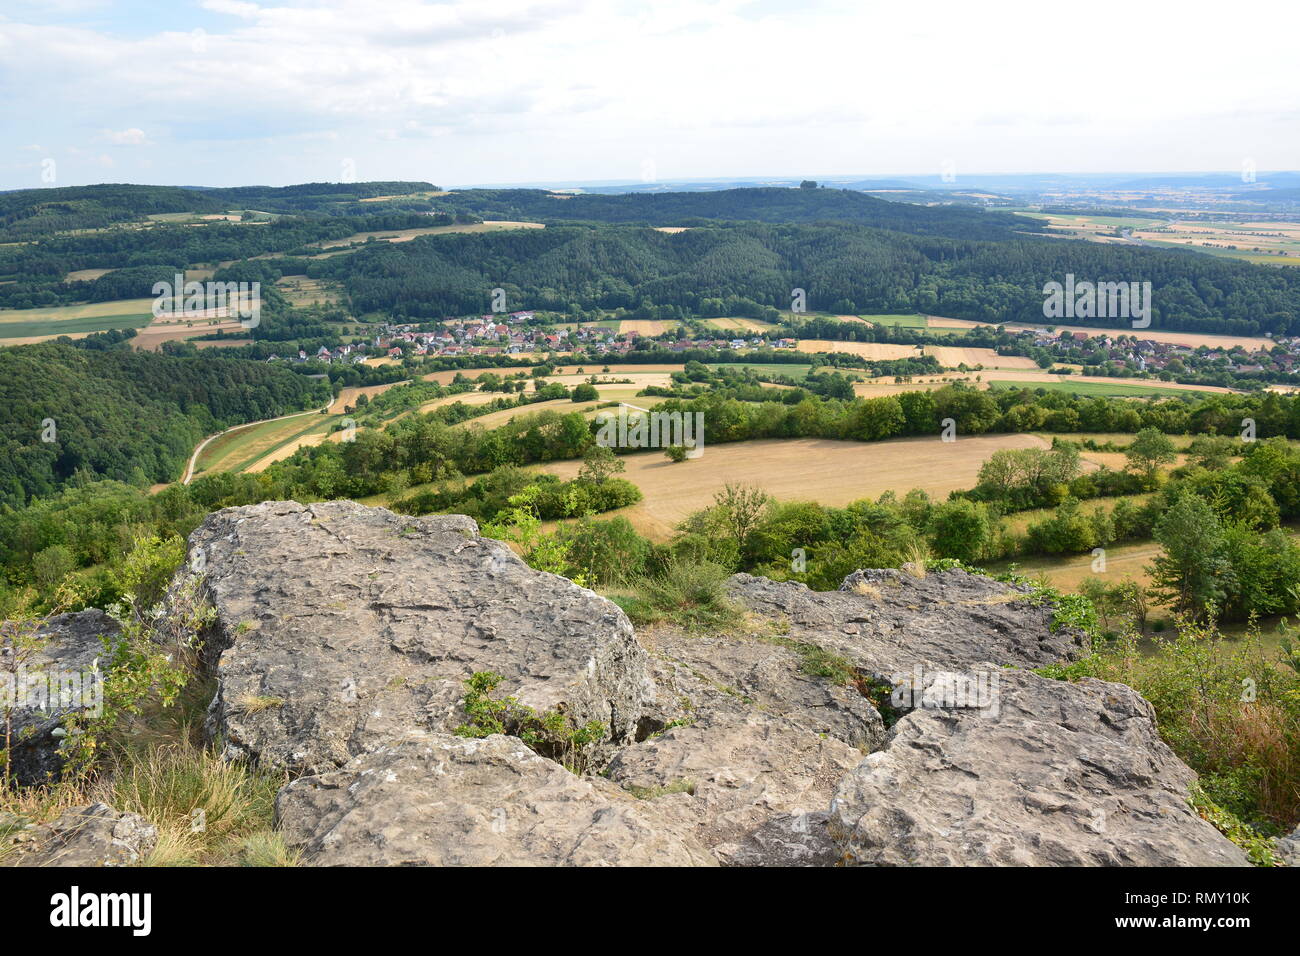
[276,731,715,866]
[181,500,650,774]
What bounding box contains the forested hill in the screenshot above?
[439,186,1041,240]
[0,181,441,240]
[0,185,222,240]
[0,343,331,506]
[315,222,1300,336]
[0,181,1037,242]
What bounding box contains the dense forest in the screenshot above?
[6,181,1300,336]
[0,211,468,308]
[433,186,1043,240]
[307,222,1300,335]
[0,342,331,505]
[0,181,442,240]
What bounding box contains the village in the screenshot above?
[263,309,797,365]
[259,309,1300,387]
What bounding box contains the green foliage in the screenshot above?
[0,343,330,505]
[555,516,650,587]
[1125,427,1178,483]
[926,498,992,564]
[480,487,587,586]
[1039,620,1300,840]
[59,536,203,779]
[623,558,743,631]
[455,671,606,774]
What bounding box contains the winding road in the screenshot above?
[182,404,330,484]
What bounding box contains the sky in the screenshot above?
[2,0,1298,191]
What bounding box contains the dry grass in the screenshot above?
[794,339,1038,369]
[540,434,1052,540]
[109,743,292,867]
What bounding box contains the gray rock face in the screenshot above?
[1275,824,1300,866]
[179,501,650,774]
[828,668,1250,866]
[717,811,842,867]
[7,803,156,867]
[1,609,117,786]
[276,731,715,866]
[730,568,1088,675]
[144,502,1248,868]
[606,708,862,858]
[644,629,886,751]
[610,628,879,864]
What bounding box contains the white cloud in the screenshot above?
[101,127,151,146]
[1,0,1298,187]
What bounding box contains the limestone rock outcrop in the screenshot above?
[122,501,1254,867]
[179,501,650,774]
[276,731,715,866]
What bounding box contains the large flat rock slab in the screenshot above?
[827,667,1250,866]
[179,501,650,774]
[608,630,875,864]
[730,568,1088,676]
[276,732,715,866]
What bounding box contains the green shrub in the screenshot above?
[626,558,743,631]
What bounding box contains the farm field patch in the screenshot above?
[540,433,1054,540]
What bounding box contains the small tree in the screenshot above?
[926,499,991,564]
[1149,496,1228,617]
[579,444,624,485]
[1125,428,1177,484]
[664,445,689,463]
[713,484,770,559]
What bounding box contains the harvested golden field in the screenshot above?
[705,317,778,332]
[540,434,1054,540]
[305,221,544,257]
[132,319,248,351]
[193,339,252,349]
[329,383,403,413]
[938,316,1274,352]
[420,363,684,385]
[795,339,1039,370]
[617,319,678,335]
[415,390,502,414]
[925,346,1039,369]
[853,379,965,396]
[245,423,340,472]
[276,277,341,306]
[358,189,451,202]
[420,366,510,384]
[991,541,1161,593]
[192,411,329,476]
[64,268,114,282]
[796,340,917,360]
[453,399,608,430]
[547,371,674,390]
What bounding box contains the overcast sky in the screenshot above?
[2,0,1297,190]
